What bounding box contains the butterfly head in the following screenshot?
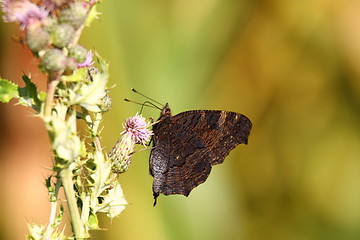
[160,103,172,118]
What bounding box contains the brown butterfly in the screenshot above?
[150,103,252,206]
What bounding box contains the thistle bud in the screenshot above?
[87,66,100,82]
[26,20,50,53]
[51,23,75,48]
[68,45,87,63]
[66,57,78,71]
[59,2,89,30]
[99,94,112,112]
[43,16,58,33]
[40,48,67,72]
[108,132,136,174]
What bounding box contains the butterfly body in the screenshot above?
[149,103,252,205]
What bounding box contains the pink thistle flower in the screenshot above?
[78,50,94,68]
[122,113,152,145]
[1,0,48,30]
[108,113,152,173]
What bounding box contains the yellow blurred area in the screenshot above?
[1,0,360,239]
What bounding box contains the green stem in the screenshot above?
[44,178,61,240]
[44,74,60,117]
[85,112,103,152]
[60,165,86,239]
[92,113,103,151]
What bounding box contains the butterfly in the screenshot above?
[149,103,252,206]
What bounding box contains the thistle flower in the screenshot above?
[78,50,94,68]
[122,113,152,145]
[1,0,48,29]
[109,114,152,173]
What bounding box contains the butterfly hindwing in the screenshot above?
[150,116,213,202]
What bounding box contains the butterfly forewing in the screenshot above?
[172,110,252,165]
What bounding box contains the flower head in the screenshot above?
[122,113,152,145]
[78,50,94,68]
[1,0,48,29]
[108,114,152,173]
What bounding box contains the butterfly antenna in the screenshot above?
[131,88,164,108]
[124,99,162,114]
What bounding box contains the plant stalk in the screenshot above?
[60,165,86,239]
[44,74,60,117]
[44,178,61,240]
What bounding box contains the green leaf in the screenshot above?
[0,78,19,103]
[38,91,47,102]
[20,74,42,105]
[94,51,109,74]
[87,212,99,229]
[85,5,101,27]
[18,75,45,112]
[61,68,88,82]
[26,224,46,240]
[1,75,45,112]
[54,204,64,227]
[69,71,108,112]
[50,110,82,161]
[99,182,127,219]
[91,150,111,197]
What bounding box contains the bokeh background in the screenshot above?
[1,0,360,239]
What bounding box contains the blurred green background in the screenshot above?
[1,0,360,239]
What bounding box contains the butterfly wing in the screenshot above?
[172,110,252,165]
[149,109,252,205]
[150,117,213,204]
